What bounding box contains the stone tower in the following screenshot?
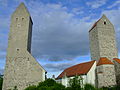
[89,15,117,88]
[89,15,118,61]
[96,57,116,88]
[2,3,46,90]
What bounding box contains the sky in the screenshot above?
[0,0,120,78]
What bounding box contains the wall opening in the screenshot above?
[16,18,18,21]
[104,21,106,25]
[22,18,24,21]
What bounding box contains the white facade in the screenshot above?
[86,61,96,86]
[57,61,96,87]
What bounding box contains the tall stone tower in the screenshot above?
[2,3,46,90]
[89,15,118,88]
[89,15,118,61]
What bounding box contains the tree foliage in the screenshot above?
[84,83,96,90]
[68,76,83,90]
[25,79,65,90]
[0,76,3,90]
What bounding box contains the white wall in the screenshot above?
[58,61,96,87]
[61,75,87,87]
[86,61,96,86]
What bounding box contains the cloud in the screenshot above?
[107,0,120,9]
[86,0,107,9]
[71,8,84,15]
[43,62,74,72]
[0,69,4,75]
[27,1,92,61]
[0,18,9,55]
[102,8,120,52]
[0,0,8,7]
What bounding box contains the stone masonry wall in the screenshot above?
[3,50,46,90]
[2,3,46,90]
[113,61,120,85]
[89,27,100,61]
[89,15,118,62]
[96,65,116,88]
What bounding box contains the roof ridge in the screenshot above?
[57,60,96,79]
[65,60,95,70]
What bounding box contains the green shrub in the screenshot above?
[0,76,3,90]
[84,83,96,90]
[25,79,65,90]
[38,79,56,87]
[69,76,83,90]
[25,85,37,90]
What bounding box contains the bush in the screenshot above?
[0,76,3,90]
[25,85,37,90]
[68,76,83,90]
[84,83,96,90]
[99,86,120,90]
[25,79,65,90]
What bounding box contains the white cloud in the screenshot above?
[86,0,107,8]
[108,0,120,8]
[0,0,8,7]
[26,1,92,61]
[102,8,120,51]
[71,8,84,15]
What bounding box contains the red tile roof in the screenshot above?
[57,60,95,79]
[97,57,114,66]
[113,58,120,64]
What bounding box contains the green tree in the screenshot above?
[25,79,65,90]
[13,86,18,90]
[84,83,96,90]
[68,76,83,90]
[25,85,37,90]
[0,76,3,90]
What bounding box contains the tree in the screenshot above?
[25,85,37,90]
[84,83,96,90]
[25,79,65,90]
[68,75,83,90]
[0,76,3,90]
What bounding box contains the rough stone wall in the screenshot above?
[113,61,120,85]
[89,27,100,61]
[2,3,46,90]
[3,51,45,90]
[89,15,118,61]
[96,65,116,88]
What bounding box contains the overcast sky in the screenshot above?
[0,0,120,78]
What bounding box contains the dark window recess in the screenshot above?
[22,18,24,21]
[104,21,106,25]
[17,49,19,51]
[16,18,18,21]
